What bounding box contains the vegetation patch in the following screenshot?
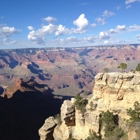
[74,94,87,114]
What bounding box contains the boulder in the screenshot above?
[39,117,56,140]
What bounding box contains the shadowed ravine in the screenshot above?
[0,89,72,140]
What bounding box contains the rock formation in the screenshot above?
[1,44,140,96]
[39,117,57,140]
[39,72,140,140]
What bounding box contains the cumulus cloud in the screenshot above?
[99,32,110,40]
[55,25,70,36]
[27,26,34,31]
[96,18,106,25]
[0,26,21,44]
[27,23,71,44]
[104,40,109,44]
[55,36,80,45]
[73,14,88,33]
[27,24,57,45]
[109,28,117,34]
[125,0,140,4]
[90,23,97,28]
[43,16,57,23]
[136,34,140,41]
[0,26,20,37]
[84,36,95,43]
[116,25,126,31]
[126,5,131,8]
[116,6,121,10]
[109,25,126,34]
[102,10,115,17]
[129,24,140,31]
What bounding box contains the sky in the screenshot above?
[0,0,140,49]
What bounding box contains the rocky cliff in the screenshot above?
[39,72,140,140]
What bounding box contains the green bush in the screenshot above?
[55,114,62,125]
[136,63,140,71]
[127,101,140,123]
[67,138,78,140]
[74,94,87,114]
[86,130,101,140]
[100,110,118,138]
[104,126,126,140]
[117,63,127,71]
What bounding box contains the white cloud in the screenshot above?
[109,25,126,34]
[99,32,110,40]
[55,24,70,36]
[116,25,126,31]
[90,23,97,28]
[73,14,88,33]
[126,5,131,8]
[104,40,109,44]
[96,17,106,25]
[129,24,140,31]
[84,36,95,43]
[102,10,115,17]
[27,26,34,31]
[0,26,21,45]
[116,6,121,10]
[27,24,57,45]
[55,36,80,45]
[125,0,140,4]
[0,26,21,37]
[43,16,57,23]
[109,28,117,34]
[136,34,140,41]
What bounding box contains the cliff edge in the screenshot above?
[39,72,140,140]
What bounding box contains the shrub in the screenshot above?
[127,101,140,123]
[55,114,62,125]
[86,130,101,140]
[74,94,87,114]
[104,126,126,140]
[136,63,140,71]
[100,110,118,138]
[89,101,94,111]
[117,63,127,72]
[67,138,78,140]
[104,68,109,73]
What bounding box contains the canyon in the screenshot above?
[1,44,140,140]
[0,44,140,96]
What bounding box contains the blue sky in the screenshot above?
[0,0,140,49]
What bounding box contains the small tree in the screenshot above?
[74,94,86,114]
[55,114,62,125]
[117,63,127,72]
[89,101,94,110]
[104,68,109,73]
[127,101,140,122]
[136,63,140,71]
[101,110,117,138]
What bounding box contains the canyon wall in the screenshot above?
[39,72,140,140]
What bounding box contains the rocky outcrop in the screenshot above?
[1,78,50,98]
[92,72,140,114]
[39,117,57,140]
[39,72,140,140]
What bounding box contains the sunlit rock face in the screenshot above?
[92,72,140,113]
[39,72,140,140]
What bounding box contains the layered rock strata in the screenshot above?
[39,72,140,140]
